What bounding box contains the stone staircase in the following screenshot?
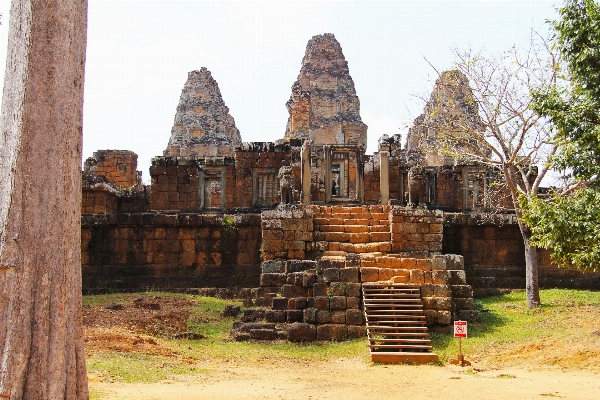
[362,283,439,363]
[312,205,392,254]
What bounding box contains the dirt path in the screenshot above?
[90,357,600,400]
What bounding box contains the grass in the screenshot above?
[84,292,369,383]
[84,288,600,383]
[430,289,600,363]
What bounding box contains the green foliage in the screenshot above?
[531,0,600,183]
[525,0,600,273]
[520,189,600,271]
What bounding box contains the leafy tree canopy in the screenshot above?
[523,0,600,271]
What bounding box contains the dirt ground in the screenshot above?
[84,296,600,400]
[89,361,600,400]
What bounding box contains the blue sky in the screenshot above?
[0,1,558,181]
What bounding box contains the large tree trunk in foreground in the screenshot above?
[0,0,88,398]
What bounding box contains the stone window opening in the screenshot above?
[252,169,279,207]
[199,167,226,210]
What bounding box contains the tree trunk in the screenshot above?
[524,240,540,309]
[0,0,88,398]
[519,224,541,310]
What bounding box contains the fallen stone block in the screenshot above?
[262,260,285,273]
[260,273,286,287]
[317,324,347,341]
[287,322,317,342]
[265,310,286,323]
[250,329,276,340]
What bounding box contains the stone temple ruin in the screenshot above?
[81,33,599,362]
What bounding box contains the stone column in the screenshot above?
[0,0,89,397]
[356,149,364,203]
[301,140,312,205]
[324,145,332,204]
[380,151,389,204]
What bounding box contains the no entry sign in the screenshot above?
[454,320,467,338]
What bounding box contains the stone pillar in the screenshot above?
[301,140,312,205]
[356,149,364,203]
[380,151,389,204]
[324,145,332,204]
[0,0,89,397]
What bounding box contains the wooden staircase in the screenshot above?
[362,283,439,363]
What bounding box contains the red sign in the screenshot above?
[454,320,467,338]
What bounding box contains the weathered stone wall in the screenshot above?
[261,205,313,261]
[81,212,261,293]
[233,142,296,208]
[390,208,444,253]
[149,157,236,211]
[81,183,149,214]
[443,213,600,295]
[81,187,119,214]
[363,155,380,203]
[84,150,141,187]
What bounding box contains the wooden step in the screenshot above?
[371,352,439,363]
[369,343,432,348]
[368,325,430,332]
[362,283,438,364]
[367,321,426,325]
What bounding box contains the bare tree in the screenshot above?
[421,38,557,309]
[0,0,88,398]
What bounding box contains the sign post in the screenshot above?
[450,320,471,367]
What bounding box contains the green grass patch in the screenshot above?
[430,289,600,362]
[87,352,209,383]
[85,288,600,382]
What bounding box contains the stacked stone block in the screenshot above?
[312,205,391,254]
[232,257,367,342]
[232,142,296,208]
[81,212,261,292]
[81,187,119,214]
[390,208,443,253]
[84,150,141,188]
[261,205,313,260]
[149,157,236,211]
